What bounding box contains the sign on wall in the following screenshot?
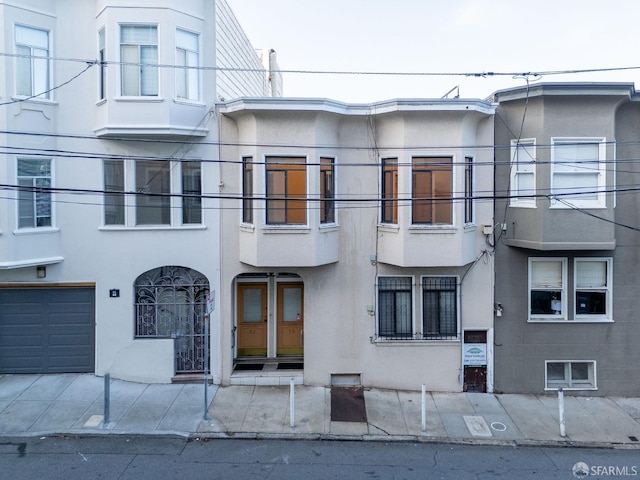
[463,343,487,366]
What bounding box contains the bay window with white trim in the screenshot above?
[551,138,606,208]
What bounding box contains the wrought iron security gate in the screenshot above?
[135,266,210,374]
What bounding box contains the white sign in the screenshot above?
[206,291,215,315]
[463,343,487,366]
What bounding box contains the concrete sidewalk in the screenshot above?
[1,374,640,448]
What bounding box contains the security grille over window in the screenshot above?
[134,266,209,374]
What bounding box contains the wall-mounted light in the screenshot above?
[366,305,375,316]
[36,266,46,278]
[495,302,503,317]
[369,254,377,266]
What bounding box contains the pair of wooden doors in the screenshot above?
[236,282,303,357]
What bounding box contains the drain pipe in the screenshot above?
[289,377,295,428]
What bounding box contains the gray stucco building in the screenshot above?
[493,82,640,396]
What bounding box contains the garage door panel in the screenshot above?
[0,287,95,374]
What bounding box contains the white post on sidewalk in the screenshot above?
[203,315,210,421]
[104,373,110,426]
[421,384,427,432]
[289,377,295,428]
[558,387,566,437]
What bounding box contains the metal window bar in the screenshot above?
[377,277,413,340]
[422,277,458,340]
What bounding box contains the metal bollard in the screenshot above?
[289,377,295,428]
[421,384,427,432]
[558,387,566,437]
[104,373,110,425]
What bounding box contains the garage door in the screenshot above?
[0,287,95,374]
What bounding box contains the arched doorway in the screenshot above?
[134,266,210,374]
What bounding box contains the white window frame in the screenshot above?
[16,158,53,229]
[175,28,199,102]
[120,24,159,97]
[15,24,50,99]
[510,139,536,207]
[545,360,597,390]
[550,137,606,209]
[102,159,202,228]
[528,258,568,321]
[98,28,106,101]
[574,258,612,321]
[464,156,474,225]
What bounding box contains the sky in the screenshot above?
[225,0,640,103]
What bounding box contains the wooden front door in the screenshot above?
[277,282,304,356]
[237,283,268,357]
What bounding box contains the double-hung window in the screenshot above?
[529,257,612,321]
[575,258,611,320]
[175,29,199,101]
[551,138,606,208]
[422,277,458,339]
[17,158,52,228]
[381,158,398,224]
[320,157,335,224]
[120,25,158,96]
[242,157,253,224]
[378,277,412,339]
[15,25,50,99]
[412,157,452,225]
[181,161,202,224]
[510,139,536,207]
[136,160,170,225]
[529,258,566,320]
[98,29,106,101]
[265,156,306,225]
[464,156,473,224]
[103,159,201,226]
[545,361,596,390]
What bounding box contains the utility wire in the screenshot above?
[0,62,96,107]
[2,52,640,79]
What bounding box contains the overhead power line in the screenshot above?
[1,52,640,79]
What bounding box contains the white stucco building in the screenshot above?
[0,0,275,383]
[0,0,496,393]
[218,98,497,392]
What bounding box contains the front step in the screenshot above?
[231,358,303,386]
[171,374,213,384]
